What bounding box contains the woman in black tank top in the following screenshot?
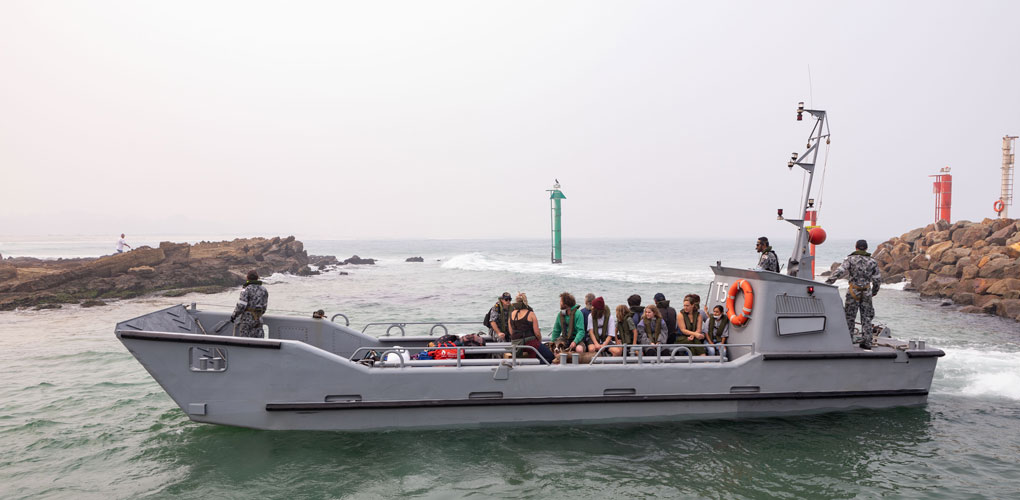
[507,293,554,363]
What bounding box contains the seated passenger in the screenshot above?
[637,304,668,355]
[627,294,644,325]
[581,293,596,334]
[613,304,637,356]
[550,292,586,353]
[677,297,706,356]
[586,297,614,354]
[702,305,730,356]
[507,293,554,363]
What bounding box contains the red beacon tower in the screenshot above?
[930,166,952,223]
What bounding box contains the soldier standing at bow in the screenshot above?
[826,240,882,349]
[756,236,780,272]
[231,270,269,338]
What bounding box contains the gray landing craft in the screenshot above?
[115,106,944,431]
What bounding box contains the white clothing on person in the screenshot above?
[589,313,616,341]
[116,238,128,253]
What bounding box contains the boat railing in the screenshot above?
[361,321,481,337]
[351,344,550,368]
[588,343,756,365]
[330,313,350,327]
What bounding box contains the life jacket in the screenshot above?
[558,305,581,342]
[616,316,636,344]
[590,307,612,343]
[640,316,662,344]
[705,315,729,343]
[681,309,700,334]
[484,301,510,333]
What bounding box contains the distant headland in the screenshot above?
[0,237,368,311]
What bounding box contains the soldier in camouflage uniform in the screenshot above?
[231,270,269,338]
[826,240,882,349]
[756,236,780,272]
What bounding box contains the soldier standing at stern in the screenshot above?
[826,240,882,349]
[231,270,269,338]
[756,236,780,272]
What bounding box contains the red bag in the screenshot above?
[430,341,462,360]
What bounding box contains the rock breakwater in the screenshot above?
[826,218,1020,321]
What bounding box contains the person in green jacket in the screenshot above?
[551,292,587,353]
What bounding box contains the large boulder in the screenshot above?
[902,227,926,244]
[926,241,955,261]
[961,265,979,279]
[890,242,912,260]
[953,225,992,246]
[939,247,971,266]
[978,257,1012,278]
[909,254,930,270]
[995,299,1020,320]
[951,292,975,305]
[905,269,930,289]
[1007,242,1020,259]
[986,278,1020,297]
[935,219,951,231]
[0,266,16,281]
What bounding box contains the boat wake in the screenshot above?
[937,347,1020,401]
[441,253,714,285]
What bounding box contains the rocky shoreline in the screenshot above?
[824,218,1020,322]
[0,237,367,311]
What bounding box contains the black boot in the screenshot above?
[860,339,872,350]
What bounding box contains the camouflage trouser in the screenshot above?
[844,292,875,344]
[235,312,264,338]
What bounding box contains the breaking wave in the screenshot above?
[441,253,714,285]
[938,347,1020,401]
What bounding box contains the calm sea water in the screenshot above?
[2,237,1019,499]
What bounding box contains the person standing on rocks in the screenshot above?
[826,240,882,349]
[231,270,269,338]
[115,234,132,254]
[756,236,780,272]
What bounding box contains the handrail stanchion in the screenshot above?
[330,313,350,326]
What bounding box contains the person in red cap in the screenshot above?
[585,296,614,353]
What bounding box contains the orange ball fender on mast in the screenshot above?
[726,279,755,326]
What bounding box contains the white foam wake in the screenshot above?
[937,347,1020,401]
[441,253,713,285]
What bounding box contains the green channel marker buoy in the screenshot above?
[547,180,565,264]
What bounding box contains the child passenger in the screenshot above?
[637,304,668,354]
[702,305,730,356]
[613,304,637,357]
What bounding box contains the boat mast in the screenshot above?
[782,102,830,279]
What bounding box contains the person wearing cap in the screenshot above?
[826,239,883,349]
[756,237,780,272]
[487,292,513,341]
[653,292,679,345]
[312,309,326,319]
[230,270,269,338]
[585,296,615,353]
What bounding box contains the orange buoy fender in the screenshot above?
[726,279,755,326]
[994,200,1005,214]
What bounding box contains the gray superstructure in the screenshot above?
[113,105,943,431]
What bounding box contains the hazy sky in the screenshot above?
[2,1,1019,244]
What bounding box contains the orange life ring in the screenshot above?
[726,279,755,326]
[993,200,1005,214]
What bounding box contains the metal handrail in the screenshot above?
[360,321,481,337]
[588,343,756,365]
[330,313,350,326]
[351,344,550,367]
